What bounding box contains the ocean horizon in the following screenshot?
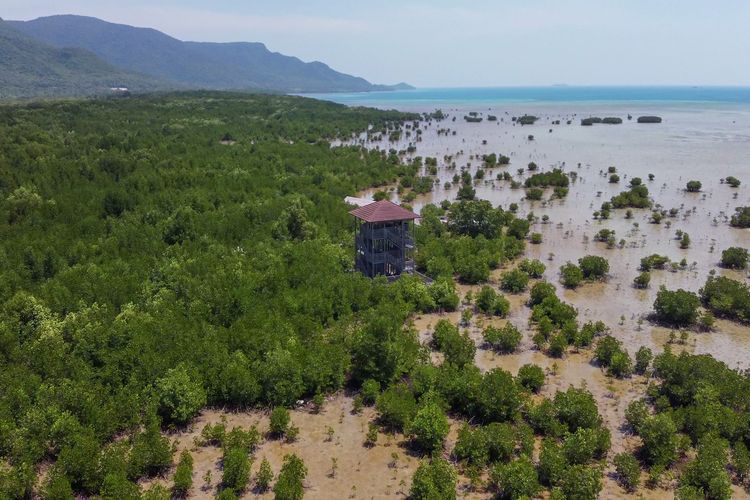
[303,85,750,109]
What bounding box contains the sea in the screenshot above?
[303,86,750,110]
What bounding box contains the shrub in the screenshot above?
[409,459,456,500]
[529,281,557,306]
[453,424,490,466]
[432,320,476,367]
[633,271,651,289]
[507,218,530,239]
[653,286,700,326]
[609,174,620,183]
[554,386,601,432]
[476,368,522,422]
[559,465,603,500]
[640,254,669,271]
[595,336,632,377]
[634,347,653,374]
[409,402,450,453]
[730,207,750,228]
[222,446,251,493]
[639,414,678,467]
[685,180,702,192]
[530,232,543,244]
[500,268,530,293]
[483,323,522,353]
[526,188,544,200]
[155,365,207,425]
[517,364,545,392]
[679,232,690,249]
[680,434,732,500]
[725,176,741,188]
[539,439,566,486]
[172,450,193,497]
[563,427,611,464]
[376,383,417,431]
[720,247,748,269]
[578,255,609,280]
[700,275,750,322]
[490,456,540,499]
[269,407,291,438]
[613,452,640,492]
[524,169,569,188]
[560,262,583,289]
[273,454,307,500]
[361,379,381,406]
[476,286,510,316]
[519,258,545,278]
[255,458,273,492]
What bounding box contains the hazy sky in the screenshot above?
[5,0,750,87]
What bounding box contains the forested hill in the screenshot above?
[0,19,169,99]
[8,15,413,93]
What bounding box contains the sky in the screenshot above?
[4,0,750,87]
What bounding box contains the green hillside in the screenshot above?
[9,15,412,93]
[0,19,169,99]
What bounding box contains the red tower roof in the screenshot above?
[349,200,419,223]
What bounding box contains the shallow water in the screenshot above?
[352,102,750,369]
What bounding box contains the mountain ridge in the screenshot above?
[7,15,412,94]
[0,18,172,99]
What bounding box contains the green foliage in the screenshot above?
[0,93,431,497]
[578,255,609,280]
[725,176,741,188]
[562,427,611,464]
[653,286,700,326]
[553,386,602,432]
[730,207,750,228]
[680,434,732,500]
[640,254,670,271]
[483,323,522,353]
[376,383,417,431]
[700,275,750,322]
[432,320,476,368]
[409,402,450,453]
[639,414,679,467]
[559,465,603,500]
[273,454,307,500]
[221,446,251,493]
[613,452,640,492]
[720,247,748,269]
[409,458,457,500]
[490,456,540,499]
[559,262,584,289]
[610,184,651,209]
[475,368,522,422]
[269,407,291,438]
[172,450,194,497]
[529,281,556,306]
[517,364,545,392]
[685,180,702,192]
[634,271,651,289]
[256,457,273,492]
[594,336,633,378]
[476,285,510,316]
[155,364,207,426]
[361,379,381,406]
[500,268,530,293]
[634,346,653,374]
[447,200,510,238]
[524,169,569,188]
[518,258,545,278]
